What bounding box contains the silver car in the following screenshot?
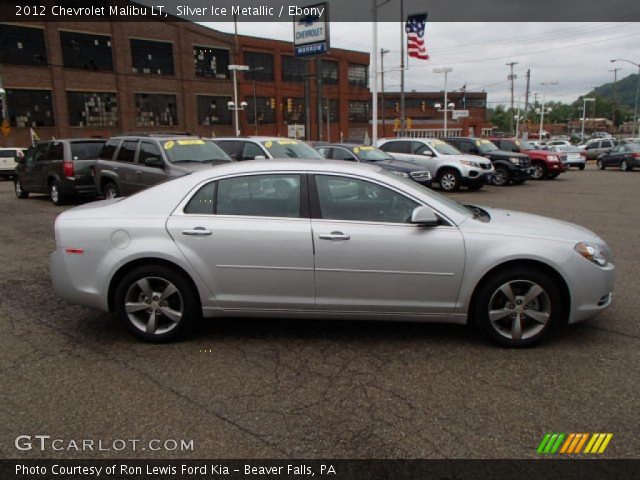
[50,160,614,347]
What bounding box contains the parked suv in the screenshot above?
[376,138,494,192]
[490,138,567,180]
[582,138,618,160]
[0,147,26,178]
[211,136,325,160]
[14,139,106,205]
[94,134,232,198]
[444,137,531,186]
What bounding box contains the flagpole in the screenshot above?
[371,1,378,145]
[399,0,405,135]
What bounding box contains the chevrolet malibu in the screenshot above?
[50,160,614,347]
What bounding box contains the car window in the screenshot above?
[217,174,301,218]
[70,141,105,160]
[184,181,216,215]
[215,140,243,160]
[138,141,162,164]
[261,139,324,159]
[601,140,612,148]
[47,142,64,161]
[379,141,410,154]
[116,141,138,162]
[0,150,18,158]
[331,147,357,161]
[314,175,419,224]
[241,142,265,160]
[425,140,462,155]
[100,139,120,160]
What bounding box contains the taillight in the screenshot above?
[63,161,74,177]
[632,153,640,158]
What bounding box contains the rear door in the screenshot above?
[23,142,50,192]
[113,140,140,195]
[69,141,105,189]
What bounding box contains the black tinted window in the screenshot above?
[215,141,243,159]
[67,92,118,127]
[100,139,120,160]
[60,31,113,71]
[332,148,357,161]
[315,175,418,223]
[130,39,174,75]
[380,141,410,154]
[116,141,138,162]
[70,142,105,160]
[185,182,216,215]
[0,150,18,158]
[47,142,64,161]
[34,143,49,162]
[6,89,54,127]
[0,24,47,66]
[217,174,301,218]
[193,46,229,79]
[138,142,162,164]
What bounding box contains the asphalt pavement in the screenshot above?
[1,164,639,459]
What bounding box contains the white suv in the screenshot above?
[377,138,494,191]
[0,147,26,178]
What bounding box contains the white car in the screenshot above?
[0,147,26,178]
[545,140,572,148]
[376,138,495,192]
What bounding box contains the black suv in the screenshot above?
[94,134,232,198]
[444,137,531,186]
[14,139,106,205]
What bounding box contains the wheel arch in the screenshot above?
[99,172,120,193]
[467,258,571,325]
[436,165,462,179]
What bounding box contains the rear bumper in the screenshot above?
[50,248,108,311]
[58,178,98,196]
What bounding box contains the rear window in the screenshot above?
[0,150,18,158]
[70,141,105,160]
[100,139,120,160]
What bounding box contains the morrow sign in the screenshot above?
[293,2,329,57]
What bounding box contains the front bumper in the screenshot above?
[566,258,615,324]
[461,172,493,187]
[509,165,533,181]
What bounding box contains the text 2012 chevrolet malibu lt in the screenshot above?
[50,160,614,347]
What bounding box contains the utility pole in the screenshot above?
[609,67,621,133]
[506,62,518,134]
[371,2,378,144]
[316,57,323,140]
[380,48,390,136]
[399,0,405,133]
[521,69,531,139]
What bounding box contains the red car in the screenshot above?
[490,138,568,180]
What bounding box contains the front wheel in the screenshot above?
[114,265,201,342]
[438,170,461,192]
[492,166,511,186]
[530,163,547,180]
[597,159,605,170]
[473,268,563,347]
[621,160,631,171]
[14,179,29,199]
[49,180,67,205]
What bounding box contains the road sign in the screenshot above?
[293,2,329,58]
[452,110,469,120]
[1,120,10,137]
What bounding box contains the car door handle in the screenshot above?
[318,231,350,241]
[113,167,118,171]
[182,227,212,236]
[135,170,142,175]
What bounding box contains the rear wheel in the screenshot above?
[114,265,200,342]
[597,159,605,170]
[492,166,511,186]
[49,180,67,206]
[473,267,562,347]
[531,162,547,180]
[14,179,29,199]
[438,169,461,192]
[102,181,120,199]
[621,160,631,171]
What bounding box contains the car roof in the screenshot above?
[211,136,305,142]
[316,143,373,149]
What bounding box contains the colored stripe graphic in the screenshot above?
[538,433,612,454]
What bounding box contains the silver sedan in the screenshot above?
[50,160,615,347]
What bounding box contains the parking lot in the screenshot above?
[1,165,639,459]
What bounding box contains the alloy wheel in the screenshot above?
[15,181,22,196]
[531,165,544,180]
[487,280,551,341]
[104,185,118,199]
[597,160,604,170]
[621,160,628,171]
[50,183,59,204]
[440,173,457,191]
[492,168,508,186]
[124,276,184,335]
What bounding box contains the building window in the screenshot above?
[130,39,174,75]
[244,52,274,81]
[135,93,177,127]
[0,24,47,66]
[466,98,486,108]
[67,92,118,127]
[321,60,339,85]
[322,99,339,123]
[281,56,304,83]
[244,97,276,125]
[5,89,54,127]
[197,95,231,125]
[283,98,305,124]
[348,100,370,123]
[60,31,113,71]
[348,63,368,88]
[193,46,229,79]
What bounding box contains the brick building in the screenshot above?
[0,19,370,147]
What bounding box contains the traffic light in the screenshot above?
[406,118,413,130]
[420,101,426,112]
[395,102,399,113]
[286,98,293,113]
[270,97,276,109]
[393,118,401,131]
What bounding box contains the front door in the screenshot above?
[311,174,465,314]
[166,173,315,310]
[134,141,169,190]
[24,142,50,193]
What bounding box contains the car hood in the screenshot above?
[524,149,552,157]
[463,207,604,244]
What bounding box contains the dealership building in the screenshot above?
[0,16,489,147]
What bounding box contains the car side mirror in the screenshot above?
[144,156,164,168]
[253,155,266,160]
[410,206,439,226]
[421,150,434,157]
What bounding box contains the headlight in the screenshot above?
[460,159,480,167]
[509,157,521,165]
[574,242,609,267]
[547,155,559,163]
[389,170,410,177]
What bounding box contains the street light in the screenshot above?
[611,59,640,136]
[433,67,453,136]
[538,81,558,140]
[228,64,249,136]
[581,97,595,140]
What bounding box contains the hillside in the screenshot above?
[577,73,639,109]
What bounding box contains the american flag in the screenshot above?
[405,14,429,60]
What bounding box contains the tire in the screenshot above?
[578,164,585,171]
[438,169,461,192]
[621,160,631,172]
[14,179,29,199]
[49,179,67,206]
[473,267,563,347]
[102,181,120,199]
[467,183,483,191]
[492,166,511,186]
[597,159,605,170]
[530,162,547,180]
[547,172,560,180]
[114,264,201,342]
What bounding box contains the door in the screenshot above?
[241,141,268,160]
[23,142,49,192]
[311,174,465,314]
[134,141,170,189]
[113,140,140,195]
[166,173,315,310]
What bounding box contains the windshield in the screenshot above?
[515,139,536,151]
[262,139,324,159]
[162,139,231,163]
[354,146,393,161]
[474,139,499,153]
[429,140,462,155]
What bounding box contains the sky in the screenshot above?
[203,22,640,107]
